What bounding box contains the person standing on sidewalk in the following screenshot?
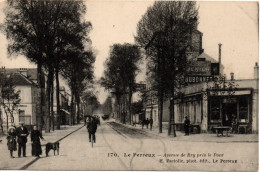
[141,120,145,129]
[146,118,149,129]
[184,116,190,136]
[7,126,17,158]
[149,118,153,131]
[16,122,29,157]
[31,125,44,157]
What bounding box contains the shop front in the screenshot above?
[208,92,252,133]
[173,82,257,134]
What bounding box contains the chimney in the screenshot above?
[218,43,222,75]
[19,68,28,77]
[230,72,234,80]
[254,62,259,79]
[1,66,5,73]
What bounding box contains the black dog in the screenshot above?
[46,142,59,157]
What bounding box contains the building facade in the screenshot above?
[173,63,259,133]
[0,67,72,128]
[0,69,40,128]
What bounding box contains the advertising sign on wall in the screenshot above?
[185,60,219,83]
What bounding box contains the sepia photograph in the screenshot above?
[0,0,258,171]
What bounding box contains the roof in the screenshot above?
[190,52,218,63]
[10,73,38,87]
[2,68,38,81]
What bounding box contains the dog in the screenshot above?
[45,142,59,157]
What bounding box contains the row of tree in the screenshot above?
[2,0,95,132]
[100,44,142,124]
[100,1,199,135]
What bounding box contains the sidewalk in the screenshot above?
[0,124,84,170]
[116,121,258,143]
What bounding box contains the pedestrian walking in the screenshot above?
[31,126,44,157]
[184,116,190,136]
[150,118,153,131]
[6,126,17,158]
[16,122,29,157]
[87,117,98,143]
[146,118,149,129]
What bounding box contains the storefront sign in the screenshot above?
[186,61,211,75]
[185,60,220,83]
[223,98,237,103]
[185,75,215,83]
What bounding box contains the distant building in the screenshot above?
[0,67,71,128]
[0,68,40,127]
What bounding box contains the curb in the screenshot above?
[113,121,258,143]
[19,125,85,170]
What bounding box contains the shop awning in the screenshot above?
[209,90,251,96]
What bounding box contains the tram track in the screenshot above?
[106,122,173,170]
[100,124,129,170]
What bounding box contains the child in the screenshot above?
[7,126,17,158]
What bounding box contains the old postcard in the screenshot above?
[0,0,258,171]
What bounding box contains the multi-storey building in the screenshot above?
[0,68,71,128]
[0,68,40,128]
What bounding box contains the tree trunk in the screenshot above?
[45,68,54,133]
[6,112,8,133]
[158,90,163,133]
[0,112,4,135]
[37,62,45,132]
[168,92,176,136]
[158,47,164,133]
[55,68,61,129]
[70,89,74,126]
[4,107,9,133]
[51,80,54,131]
[128,90,132,125]
[76,95,80,124]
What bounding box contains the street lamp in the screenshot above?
[169,97,176,137]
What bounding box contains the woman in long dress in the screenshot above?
[31,125,44,157]
[7,126,17,158]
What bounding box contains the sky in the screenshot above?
[0,1,258,104]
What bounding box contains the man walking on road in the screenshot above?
[16,122,29,157]
[87,117,98,143]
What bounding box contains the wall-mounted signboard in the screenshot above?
[185,59,219,83]
[185,75,215,83]
[186,60,211,75]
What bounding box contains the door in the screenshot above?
[222,103,237,126]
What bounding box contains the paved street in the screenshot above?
[22,120,258,171]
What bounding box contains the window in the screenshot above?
[19,110,31,125]
[19,110,25,116]
[210,98,220,120]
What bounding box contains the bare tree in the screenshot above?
[136,1,199,134]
